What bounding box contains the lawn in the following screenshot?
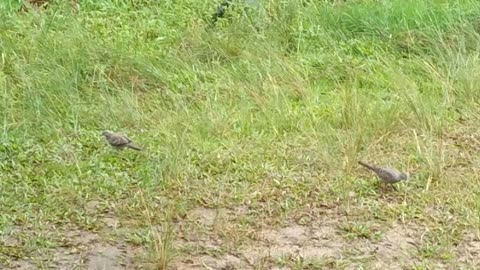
[1,0,480,269]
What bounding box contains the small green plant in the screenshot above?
[148,224,174,270]
[340,222,382,241]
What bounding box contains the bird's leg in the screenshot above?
[381,182,388,192]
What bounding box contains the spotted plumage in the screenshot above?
[358,161,408,184]
[101,131,142,151]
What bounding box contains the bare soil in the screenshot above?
[3,206,480,269]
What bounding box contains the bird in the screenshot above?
[101,131,142,151]
[211,0,233,23]
[358,161,408,185]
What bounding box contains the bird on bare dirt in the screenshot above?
[358,161,408,185]
[101,131,142,151]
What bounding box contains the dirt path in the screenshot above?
[3,206,480,269]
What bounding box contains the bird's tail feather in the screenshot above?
[358,161,378,172]
[126,143,142,151]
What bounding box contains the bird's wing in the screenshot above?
[378,167,401,180]
[122,134,132,143]
[109,134,130,146]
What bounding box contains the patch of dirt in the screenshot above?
[101,216,120,228]
[174,207,349,268]
[456,232,480,266]
[262,224,308,244]
[172,208,433,269]
[4,260,36,270]
[7,206,479,269]
[85,200,101,215]
[374,225,418,261]
[170,254,246,270]
[86,243,134,270]
[3,227,138,270]
[350,224,420,269]
[84,200,120,229]
[188,207,220,227]
[63,229,100,246]
[242,223,345,265]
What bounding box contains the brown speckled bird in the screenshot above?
[101,131,142,151]
[358,161,408,184]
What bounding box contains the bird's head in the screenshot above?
[400,172,410,180]
[101,130,111,137]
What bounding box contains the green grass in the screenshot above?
[2,0,480,268]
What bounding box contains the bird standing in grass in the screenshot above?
[358,161,408,188]
[101,131,142,151]
[211,0,233,23]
